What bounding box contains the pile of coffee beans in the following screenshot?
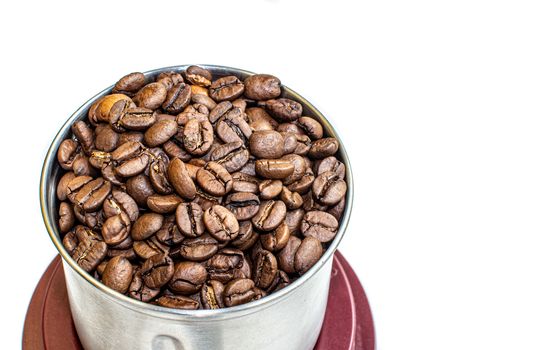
[56,66,347,309]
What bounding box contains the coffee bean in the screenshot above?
[232,172,259,193]
[316,156,346,179]
[209,76,244,102]
[185,66,212,87]
[177,234,219,261]
[134,82,167,110]
[197,162,233,197]
[128,270,160,302]
[57,139,80,170]
[133,237,169,260]
[203,205,239,242]
[169,261,207,294]
[64,226,108,272]
[252,200,286,232]
[72,120,94,155]
[112,141,150,178]
[183,118,214,156]
[210,141,249,173]
[264,98,302,121]
[163,140,192,162]
[301,211,338,242]
[192,93,217,110]
[162,82,192,114]
[328,197,346,221]
[201,280,225,309]
[113,72,145,96]
[294,134,311,155]
[57,172,76,201]
[58,202,75,233]
[176,202,205,238]
[277,235,301,274]
[231,221,259,251]
[155,215,184,246]
[260,222,290,252]
[102,256,134,293]
[148,153,173,195]
[244,74,281,100]
[277,122,304,135]
[308,137,339,159]
[295,236,323,275]
[206,248,245,283]
[258,180,283,200]
[249,130,284,159]
[296,116,323,140]
[267,270,291,293]
[157,71,184,90]
[225,192,260,221]
[140,253,174,289]
[287,167,315,194]
[168,158,196,200]
[156,295,200,310]
[281,154,306,185]
[223,278,256,307]
[132,213,164,240]
[102,212,131,246]
[92,94,133,124]
[255,159,295,179]
[312,171,347,206]
[126,174,155,207]
[111,107,156,132]
[280,187,303,209]
[253,250,278,289]
[216,108,252,144]
[246,107,278,131]
[280,132,298,154]
[285,209,305,235]
[72,177,112,212]
[147,194,182,214]
[95,124,120,152]
[144,119,179,147]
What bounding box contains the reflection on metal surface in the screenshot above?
[152,335,183,350]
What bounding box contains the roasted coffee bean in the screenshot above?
[112,72,145,96]
[133,82,167,110]
[71,154,95,177]
[155,215,184,246]
[255,159,295,179]
[287,167,315,194]
[232,172,259,193]
[129,270,160,302]
[167,158,196,200]
[92,94,132,124]
[183,118,213,155]
[280,132,298,154]
[169,261,207,294]
[206,249,244,283]
[157,71,184,90]
[328,197,346,221]
[294,134,312,155]
[74,207,105,231]
[296,116,323,140]
[312,171,347,206]
[285,209,305,235]
[177,104,210,124]
[193,189,222,210]
[281,154,306,185]
[277,122,304,135]
[267,270,291,293]
[132,213,164,240]
[295,236,323,275]
[210,141,249,173]
[253,250,278,289]
[72,177,112,212]
[177,234,219,261]
[309,137,339,159]
[57,172,76,201]
[111,106,156,132]
[57,139,80,170]
[260,222,290,253]
[301,211,338,242]
[65,175,92,202]
[107,247,136,262]
[163,140,192,162]
[201,280,225,309]
[223,278,256,307]
[140,253,174,289]
[316,156,346,179]
[64,226,108,272]
[225,192,260,221]
[249,130,284,159]
[147,194,182,214]
[185,65,212,87]
[102,256,134,293]
[58,202,75,233]
[216,108,252,144]
[246,107,278,131]
[277,235,301,274]
[192,93,217,110]
[240,159,257,176]
[102,212,131,246]
[252,200,286,232]
[133,238,167,260]
[72,120,94,154]
[280,187,303,210]
[302,191,328,212]
[208,101,233,124]
[231,221,259,251]
[197,162,233,197]
[162,82,192,114]
[144,119,179,147]
[176,202,205,238]
[203,205,239,242]
[209,76,244,102]
[94,124,119,152]
[89,151,111,169]
[232,98,249,112]
[148,156,173,195]
[264,98,302,121]
[126,174,155,207]
[156,295,200,310]
[111,141,150,178]
[244,74,281,100]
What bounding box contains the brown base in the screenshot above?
[23,252,375,350]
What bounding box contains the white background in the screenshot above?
[1,0,534,349]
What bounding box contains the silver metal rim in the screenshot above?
[40,64,354,320]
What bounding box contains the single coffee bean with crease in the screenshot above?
[203,205,239,242]
[301,211,339,243]
[169,261,207,294]
[225,192,260,221]
[140,253,174,289]
[252,200,286,232]
[176,202,205,238]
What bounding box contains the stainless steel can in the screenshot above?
[40,65,354,350]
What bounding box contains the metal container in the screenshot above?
[40,65,354,350]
